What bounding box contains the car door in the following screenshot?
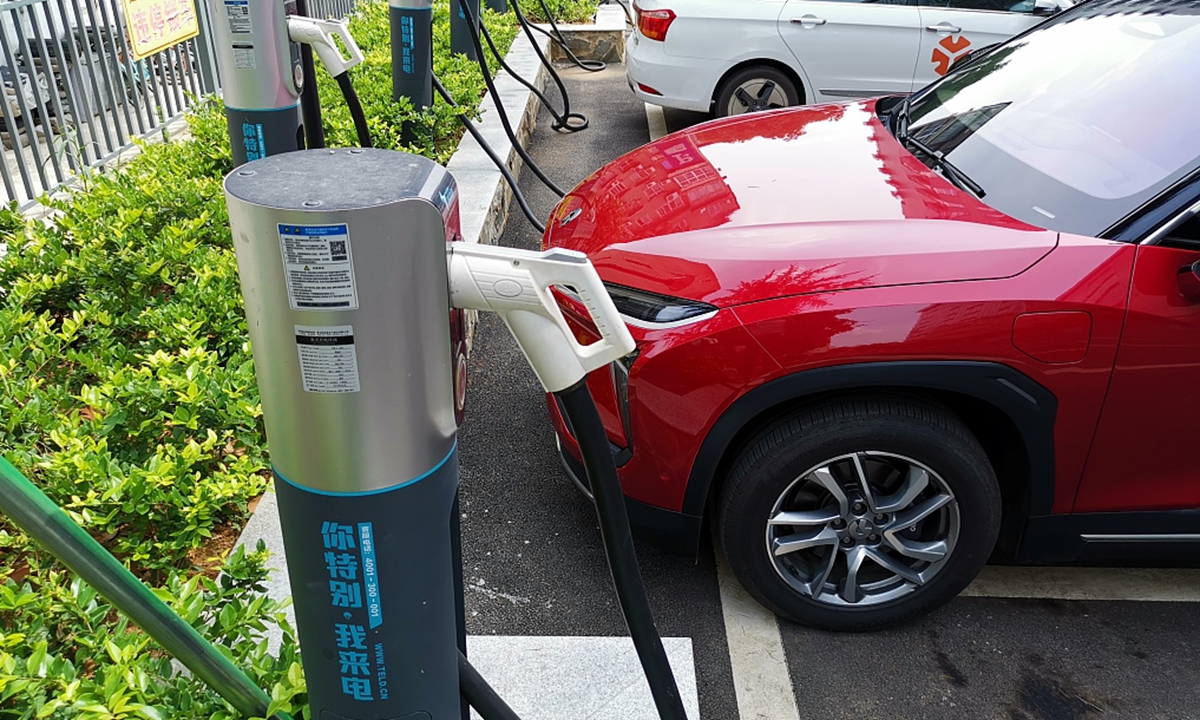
[1074,201,1200,515]
[777,0,922,102]
[915,0,1045,87]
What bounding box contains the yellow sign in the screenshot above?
[120,0,201,61]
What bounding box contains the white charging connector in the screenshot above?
[287,16,364,77]
[448,244,636,393]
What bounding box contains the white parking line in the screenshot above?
[711,558,1200,720]
[963,565,1200,602]
[466,636,699,720]
[716,545,802,720]
[645,103,668,141]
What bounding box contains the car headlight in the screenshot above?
[603,283,717,326]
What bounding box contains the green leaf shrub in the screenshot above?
[0,98,259,582]
[0,0,531,715]
[0,542,306,720]
[517,0,600,24]
[316,0,521,162]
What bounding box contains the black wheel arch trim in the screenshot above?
[1020,510,1200,564]
[682,361,1058,523]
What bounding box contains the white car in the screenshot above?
[627,0,1073,117]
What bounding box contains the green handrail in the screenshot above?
[0,456,291,720]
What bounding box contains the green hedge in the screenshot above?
[517,0,600,24]
[318,0,519,161]
[0,1,522,717]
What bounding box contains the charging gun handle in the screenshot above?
[287,16,364,77]
[447,244,636,392]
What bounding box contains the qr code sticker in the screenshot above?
[329,240,348,261]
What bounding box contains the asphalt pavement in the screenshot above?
[456,62,1200,720]
[457,64,739,720]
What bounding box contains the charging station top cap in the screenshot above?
[225,148,455,214]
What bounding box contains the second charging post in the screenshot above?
[391,0,434,143]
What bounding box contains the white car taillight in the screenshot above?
[634,4,676,42]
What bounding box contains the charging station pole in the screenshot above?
[391,0,434,144]
[209,0,305,165]
[226,148,465,718]
[450,0,481,59]
[486,0,507,13]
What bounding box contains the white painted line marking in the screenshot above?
[963,565,1200,602]
[716,545,802,720]
[466,635,699,720]
[645,102,668,141]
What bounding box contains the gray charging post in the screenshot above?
[225,149,465,719]
[223,145,651,719]
[450,0,481,59]
[391,0,434,144]
[209,0,305,165]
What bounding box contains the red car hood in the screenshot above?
[545,100,1058,308]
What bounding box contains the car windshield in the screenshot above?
[901,0,1200,237]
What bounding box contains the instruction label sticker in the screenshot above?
[278,224,359,310]
[295,326,361,393]
[232,43,255,69]
[224,0,252,34]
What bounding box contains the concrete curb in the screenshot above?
[546,5,629,64]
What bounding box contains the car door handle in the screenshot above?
[926,23,962,33]
[790,15,827,26]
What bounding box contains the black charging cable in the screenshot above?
[334,72,374,149]
[504,0,591,131]
[479,19,588,132]
[525,0,606,73]
[555,382,690,720]
[293,0,327,150]
[455,381,690,720]
[459,651,523,720]
[292,0,368,149]
[433,74,546,234]
[459,0,567,197]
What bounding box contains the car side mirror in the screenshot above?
[1032,0,1065,17]
[1177,261,1200,302]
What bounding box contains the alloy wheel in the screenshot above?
[764,451,960,607]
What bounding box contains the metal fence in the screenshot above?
[308,0,358,18]
[1,0,359,209]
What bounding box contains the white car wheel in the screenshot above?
[715,66,800,118]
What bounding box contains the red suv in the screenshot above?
[544,0,1200,631]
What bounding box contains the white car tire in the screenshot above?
[714,66,800,118]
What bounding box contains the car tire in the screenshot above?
[714,66,800,118]
[716,396,1001,632]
